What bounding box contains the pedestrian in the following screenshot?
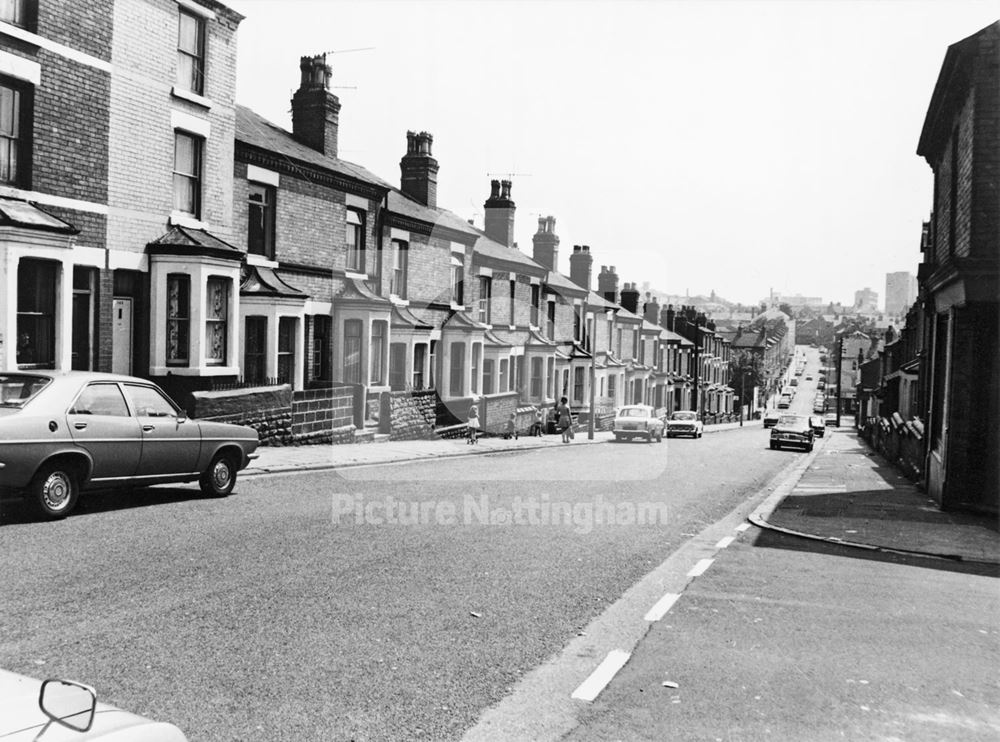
[467,400,480,444]
[556,396,574,443]
[530,406,544,437]
[504,413,518,440]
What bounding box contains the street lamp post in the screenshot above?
[588,314,596,440]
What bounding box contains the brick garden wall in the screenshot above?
[191,385,293,446]
[386,390,437,441]
[292,385,355,445]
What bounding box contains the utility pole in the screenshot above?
[588,314,596,440]
[835,335,843,427]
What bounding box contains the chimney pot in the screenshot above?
[399,129,439,208]
[291,53,341,156]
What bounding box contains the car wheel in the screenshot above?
[770,442,778,450]
[29,462,80,520]
[614,434,622,442]
[806,444,814,452]
[200,453,237,497]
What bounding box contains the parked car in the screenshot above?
[808,415,826,437]
[777,396,791,409]
[805,375,813,381]
[0,668,187,740]
[790,378,799,386]
[665,410,704,438]
[762,410,781,428]
[769,414,815,452]
[613,404,664,442]
[0,371,260,519]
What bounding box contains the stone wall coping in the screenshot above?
[192,384,291,400]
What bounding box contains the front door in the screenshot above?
[124,383,200,477]
[112,298,133,375]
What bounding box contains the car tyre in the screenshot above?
[770,442,778,450]
[29,462,80,520]
[614,434,622,442]
[806,444,814,453]
[200,453,237,497]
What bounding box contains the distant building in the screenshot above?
[853,287,878,313]
[884,271,917,316]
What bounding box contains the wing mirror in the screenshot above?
[39,678,97,732]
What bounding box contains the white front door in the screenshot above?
[112,298,132,375]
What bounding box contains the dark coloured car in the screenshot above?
[808,415,826,437]
[0,372,259,519]
[769,414,815,452]
[762,410,781,428]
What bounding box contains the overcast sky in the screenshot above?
[227,0,998,308]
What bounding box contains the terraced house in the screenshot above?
[2,0,739,443]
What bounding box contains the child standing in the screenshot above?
[467,401,480,444]
[504,413,518,440]
[530,407,544,437]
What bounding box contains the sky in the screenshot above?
[227,0,999,308]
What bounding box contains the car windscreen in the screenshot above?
[0,374,52,408]
[618,408,649,417]
[670,412,696,421]
[778,415,804,426]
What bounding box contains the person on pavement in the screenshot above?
[556,396,574,443]
[467,401,480,445]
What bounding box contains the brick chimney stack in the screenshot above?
[400,131,439,208]
[662,304,676,331]
[620,282,640,314]
[291,54,340,157]
[484,179,516,247]
[569,245,593,291]
[597,265,619,305]
[532,215,559,271]
[644,292,660,325]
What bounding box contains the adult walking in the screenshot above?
[556,396,574,443]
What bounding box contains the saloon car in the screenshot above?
[613,404,664,442]
[769,414,815,452]
[0,372,259,519]
[808,415,827,437]
[762,409,781,428]
[0,668,187,740]
[665,410,704,438]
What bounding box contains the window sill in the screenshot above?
[345,271,368,281]
[246,253,279,268]
[171,85,213,110]
[389,295,410,306]
[169,211,208,230]
[450,303,467,312]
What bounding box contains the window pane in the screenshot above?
[173,133,201,216]
[178,12,201,53]
[449,342,464,397]
[344,319,362,384]
[244,316,267,384]
[166,275,189,365]
[127,384,178,417]
[70,384,129,417]
[205,278,228,364]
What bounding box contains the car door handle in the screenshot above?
[142,424,155,432]
[74,422,88,430]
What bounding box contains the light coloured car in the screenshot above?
[0,668,187,740]
[665,410,704,438]
[0,371,259,519]
[613,404,665,443]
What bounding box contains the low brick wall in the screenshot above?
[191,385,293,446]
[387,390,437,441]
[291,385,355,445]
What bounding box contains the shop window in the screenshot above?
[16,259,56,368]
[166,274,190,366]
[205,277,228,365]
[344,319,362,384]
[346,209,365,272]
[173,131,202,217]
[370,320,386,385]
[449,342,464,397]
[413,343,427,390]
[248,182,275,258]
[312,314,331,381]
[390,239,408,298]
[277,316,295,384]
[177,8,205,95]
[0,77,31,187]
[244,316,267,384]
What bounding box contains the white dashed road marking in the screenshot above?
[644,592,681,622]
[571,650,632,702]
[714,535,735,549]
[687,558,714,577]
[736,522,751,532]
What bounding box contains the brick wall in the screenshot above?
[38,0,113,60]
[387,389,436,440]
[405,233,454,305]
[191,385,293,446]
[291,385,354,444]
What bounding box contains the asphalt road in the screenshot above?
[0,423,795,741]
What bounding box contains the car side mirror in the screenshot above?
[176,415,187,424]
[39,678,96,732]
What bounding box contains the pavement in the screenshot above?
[244,418,999,564]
